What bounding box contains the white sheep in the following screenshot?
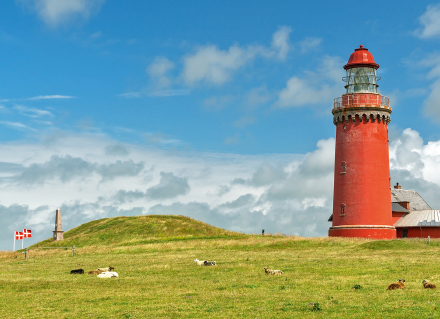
[97,266,115,272]
[97,271,119,278]
[194,259,206,266]
[264,267,283,275]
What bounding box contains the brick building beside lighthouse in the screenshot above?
[328,45,396,239]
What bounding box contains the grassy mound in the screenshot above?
[31,215,245,248]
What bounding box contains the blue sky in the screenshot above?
[2,1,440,250]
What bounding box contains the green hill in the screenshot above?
[31,215,245,248]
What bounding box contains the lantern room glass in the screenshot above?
[344,67,380,93]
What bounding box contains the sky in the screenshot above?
[2,0,440,250]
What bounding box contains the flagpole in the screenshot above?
[13,231,15,252]
[22,236,24,250]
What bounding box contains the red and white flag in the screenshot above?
[23,229,32,238]
[15,231,23,240]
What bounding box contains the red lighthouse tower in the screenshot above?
[329,45,396,239]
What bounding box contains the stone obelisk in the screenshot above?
[53,208,64,240]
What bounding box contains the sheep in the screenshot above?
[70,269,84,274]
[387,279,405,290]
[204,261,216,266]
[264,267,283,275]
[88,270,104,275]
[422,280,437,289]
[97,271,119,278]
[194,259,206,266]
[97,266,115,272]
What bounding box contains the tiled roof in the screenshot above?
[394,210,440,227]
[391,189,431,211]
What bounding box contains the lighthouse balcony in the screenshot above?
[333,94,390,110]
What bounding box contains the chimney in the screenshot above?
[394,183,401,189]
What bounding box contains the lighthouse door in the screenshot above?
[402,229,408,238]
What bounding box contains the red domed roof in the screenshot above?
[343,45,379,70]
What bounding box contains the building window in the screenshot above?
[340,204,345,216]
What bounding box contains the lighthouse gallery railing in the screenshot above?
[333,95,390,109]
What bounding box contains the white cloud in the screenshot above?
[419,53,440,79]
[147,57,175,90]
[389,128,440,195]
[422,139,440,187]
[0,121,37,131]
[145,172,190,199]
[265,138,335,202]
[276,77,333,108]
[299,37,322,53]
[181,45,257,86]
[224,134,240,145]
[275,55,344,108]
[390,128,424,178]
[144,132,180,146]
[271,26,292,60]
[414,4,440,39]
[13,105,52,118]
[246,85,271,109]
[17,0,105,27]
[149,89,190,97]
[234,162,287,187]
[203,95,234,111]
[418,53,440,120]
[233,116,256,128]
[423,79,440,119]
[117,92,142,98]
[27,95,74,100]
[105,144,129,156]
[178,27,292,86]
[405,88,428,97]
[90,31,102,39]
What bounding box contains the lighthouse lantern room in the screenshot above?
[329,45,396,239]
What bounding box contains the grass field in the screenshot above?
[1,216,440,318]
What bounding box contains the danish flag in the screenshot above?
[23,229,32,238]
[15,231,24,240]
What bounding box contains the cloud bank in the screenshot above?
[0,126,438,251]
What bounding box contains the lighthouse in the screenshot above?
[328,45,396,239]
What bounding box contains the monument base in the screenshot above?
[53,230,64,241]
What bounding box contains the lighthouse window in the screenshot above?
[340,162,346,174]
[344,67,379,93]
[341,204,345,216]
